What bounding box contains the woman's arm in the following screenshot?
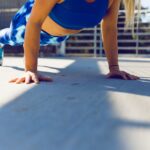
[23,0,59,72]
[9,0,60,84]
[101,0,139,80]
[101,0,120,71]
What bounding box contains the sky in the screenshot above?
[141,0,150,8]
[141,0,150,22]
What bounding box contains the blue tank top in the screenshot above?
[49,0,109,30]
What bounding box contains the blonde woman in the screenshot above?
[0,0,140,84]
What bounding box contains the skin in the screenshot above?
[9,0,140,84]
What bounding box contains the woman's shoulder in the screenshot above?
[57,0,65,4]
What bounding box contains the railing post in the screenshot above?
[94,26,97,57]
[0,46,4,66]
[136,9,140,56]
[59,40,66,56]
[99,26,103,57]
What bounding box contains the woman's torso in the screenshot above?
[41,0,113,36]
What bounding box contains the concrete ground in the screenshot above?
[0,56,150,150]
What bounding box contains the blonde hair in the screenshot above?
[123,0,141,29]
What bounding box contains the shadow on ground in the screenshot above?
[0,57,150,150]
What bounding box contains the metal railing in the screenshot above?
[0,0,25,28]
[0,2,150,57]
[60,9,150,57]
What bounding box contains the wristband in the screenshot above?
[109,64,119,70]
[109,64,119,68]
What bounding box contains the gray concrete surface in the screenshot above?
[0,56,150,150]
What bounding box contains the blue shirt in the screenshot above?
[49,0,109,30]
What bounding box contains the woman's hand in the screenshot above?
[106,69,140,80]
[8,71,53,84]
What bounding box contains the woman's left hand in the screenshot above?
[106,70,140,80]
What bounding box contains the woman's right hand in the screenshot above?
[8,71,53,84]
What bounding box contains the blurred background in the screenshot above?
[0,0,150,57]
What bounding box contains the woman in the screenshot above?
[0,0,140,84]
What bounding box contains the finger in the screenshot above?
[132,75,140,80]
[9,78,18,83]
[125,73,134,80]
[122,73,128,80]
[129,74,137,80]
[122,71,140,80]
[25,74,31,84]
[15,78,24,84]
[31,74,39,84]
[127,74,139,80]
[136,76,140,80]
[132,76,140,80]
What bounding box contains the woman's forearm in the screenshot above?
[101,25,120,71]
[22,0,60,73]
[23,20,41,73]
